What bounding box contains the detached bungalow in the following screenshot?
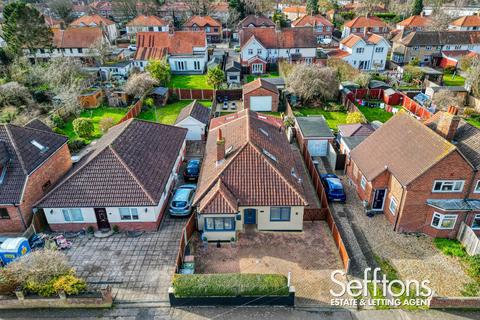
[36,119,187,232]
[193,110,308,241]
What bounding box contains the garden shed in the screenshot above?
[149,87,169,106]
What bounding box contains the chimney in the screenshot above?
[437,106,460,141]
[216,128,225,163]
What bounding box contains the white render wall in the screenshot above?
[241,38,317,63]
[340,39,389,71]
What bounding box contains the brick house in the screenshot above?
[36,119,187,232]
[126,15,169,40]
[291,15,334,44]
[346,109,480,238]
[0,120,71,233]
[342,16,389,38]
[237,15,275,29]
[70,14,118,42]
[396,15,431,34]
[183,16,222,43]
[193,110,308,241]
[242,78,279,112]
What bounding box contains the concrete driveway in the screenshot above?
[66,216,186,303]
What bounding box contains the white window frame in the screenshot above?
[474,180,480,193]
[252,63,263,73]
[62,209,83,222]
[432,180,465,193]
[431,212,457,230]
[356,47,364,54]
[375,47,384,53]
[389,197,397,215]
[360,175,367,190]
[472,214,480,230]
[248,48,253,55]
[119,207,139,221]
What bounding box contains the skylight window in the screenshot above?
[259,128,269,136]
[31,140,49,153]
[225,145,234,157]
[262,149,277,162]
[258,115,267,120]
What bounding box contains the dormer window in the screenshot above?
[31,140,49,153]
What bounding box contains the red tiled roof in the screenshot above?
[243,78,278,95]
[344,16,388,29]
[238,15,275,28]
[397,15,431,28]
[184,15,221,28]
[450,15,480,27]
[70,14,115,26]
[292,15,333,27]
[240,27,317,49]
[340,33,385,48]
[199,180,238,213]
[283,6,307,14]
[127,15,167,27]
[134,46,167,60]
[53,27,104,48]
[136,31,206,56]
[327,49,350,58]
[193,110,308,210]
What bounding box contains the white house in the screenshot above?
[327,33,390,71]
[99,61,132,80]
[126,15,169,40]
[449,15,480,31]
[239,27,317,74]
[174,100,210,140]
[70,14,118,42]
[36,119,187,232]
[133,31,208,74]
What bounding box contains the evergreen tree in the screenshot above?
[412,0,423,16]
[307,0,319,15]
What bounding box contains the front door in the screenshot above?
[372,189,386,211]
[244,209,257,224]
[94,208,111,230]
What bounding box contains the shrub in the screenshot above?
[466,255,480,278]
[346,111,366,124]
[172,273,289,297]
[0,269,20,295]
[51,113,65,129]
[67,138,87,153]
[167,92,179,104]
[87,225,94,234]
[112,225,119,233]
[143,97,154,108]
[72,118,94,139]
[444,66,456,74]
[53,275,87,296]
[99,117,115,133]
[409,58,420,66]
[433,238,466,258]
[463,107,476,117]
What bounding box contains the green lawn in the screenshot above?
[294,107,348,131]
[466,116,480,129]
[357,105,394,123]
[61,106,128,143]
[137,100,212,125]
[245,72,280,83]
[168,75,213,89]
[443,73,465,86]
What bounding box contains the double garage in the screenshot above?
[242,78,279,112]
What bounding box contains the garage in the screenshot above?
[174,100,210,141]
[295,116,334,157]
[250,96,272,111]
[307,139,329,156]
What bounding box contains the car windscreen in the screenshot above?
[172,201,188,207]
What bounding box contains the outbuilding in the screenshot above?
[174,100,211,140]
[295,116,334,156]
[242,78,279,112]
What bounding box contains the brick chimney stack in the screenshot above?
[216,128,225,163]
[437,106,460,141]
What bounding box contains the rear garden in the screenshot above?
[245,72,280,83]
[168,75,212,89]
[137,100,212,125]
[443,73,466,87]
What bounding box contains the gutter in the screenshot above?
[13,203,27,230]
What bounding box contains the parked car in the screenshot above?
[320,174,346,203]
[169,184,197,216]
[128,45,137,51]
[183,159,201,181]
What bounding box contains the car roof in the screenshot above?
[326,177,343,189]
[173,188,193,201]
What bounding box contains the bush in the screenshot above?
[444,66,456,74]
[53,275,87,296]
[143,97,154,108]
[463,107,476,117]
[409,58,420,66]
[167,92,179,104]
[346,111,367,124]
[99,117,115,133]
[112,225,119,233]
[67,138,87,153]
[51,113,65,129]
[172,273,289,297]
[466,255,480,278]
[433,238,466,258]
[72,118,94,139]
[0,269,20,295]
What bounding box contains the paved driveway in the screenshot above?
[66,216,186,303]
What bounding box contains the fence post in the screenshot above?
[287,272,291,287]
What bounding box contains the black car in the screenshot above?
[183,159,201,181]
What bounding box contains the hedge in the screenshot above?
[172,274,289,297]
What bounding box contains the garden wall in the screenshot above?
[169,88,214,100]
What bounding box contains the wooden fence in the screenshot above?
[457,222,480,256]
[175,214,197,272]
[118,99,143,124]
[169,88,214,100]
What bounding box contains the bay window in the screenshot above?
[205,217,235,231]
[431,212,457,230]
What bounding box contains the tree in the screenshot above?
[3,2,53,57]
[206,66,225,89]
[73,118,95,139]
[412,0,423,15]
[465,57,480,98]
[272,11,288,27]
[432,89,463,111]
[186,0,213,15]
[88,39,111,65]
[146,58,171,86]
[48,0,73,23]
[426,10,452,31]
[346,111,367,124]
[327,58,359,82]
[354,73,371,88]
[286,64,338,102]
[307,0,319,15]
[125,72,159,98]
[403,65,423,83]
[228,0,246,20]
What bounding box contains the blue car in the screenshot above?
[169,184,197,217]
[320,174,346,203]
[183,159,201,181]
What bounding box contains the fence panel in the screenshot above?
[457,222,480,256]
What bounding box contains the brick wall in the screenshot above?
[429,296,480,309]
[0,144,72,233]
[243,88,279,112]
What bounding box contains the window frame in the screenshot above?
[270,207,291,222]
[431,212,457,230]
[62,208,83,222]
[360,175,367,190]
[389,197,397,215]
[474,180,480,193]
[119,207,139,221]
[472,214,480,230]
[432,180,465,193]
[204,217,235,231]
[0,208,10,219]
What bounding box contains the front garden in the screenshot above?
[137,100,212,125]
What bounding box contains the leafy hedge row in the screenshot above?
[172,274,289,297]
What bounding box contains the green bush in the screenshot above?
[25,278,57,297]
[434,238,466,258]
[72,118,94,139]
[466,255,480,278]
[444,66,456,74]
[67,138,87,153]
[168,92,179,104]
[464,107,476,117]
[51,113,65,129]
[172,273,289,297]
[346,111,366,124]
[53,275,87,296]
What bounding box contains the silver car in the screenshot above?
[169,184,196,217]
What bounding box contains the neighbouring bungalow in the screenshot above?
[346,108,480,238]
[133,31,207,74]
[183,15,222,43]
[36,119,187,232]
[174,100,211,141]
[242,78,279,112]
[193,110,308,241]
[70,14,118,41]
[237,14,275,29]
[126,15,169,40]
[0,120,72,233]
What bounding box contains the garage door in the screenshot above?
[250,96,272,111]
[181,125,203,140]
[307,140,328,156]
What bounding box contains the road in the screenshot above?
[0,307,479,320]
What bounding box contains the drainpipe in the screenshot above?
[393,185,407,232]
[12,203,27,231]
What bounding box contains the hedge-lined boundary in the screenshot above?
[172,274,289,298]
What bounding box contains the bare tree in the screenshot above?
[125,72,159,98]
[88,38,111,65]
[426,10,452,31]
[243,0,275,15]
[48,0,73,23]
[186,0,214,15]
[465,57,480,98]
[286,64,339,102]
[432,89,464,111]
